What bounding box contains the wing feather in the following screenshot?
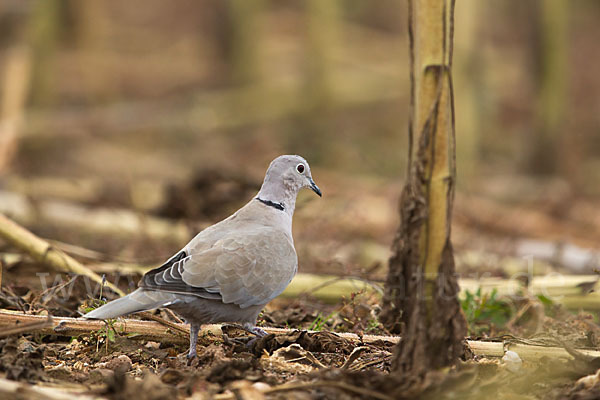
[139,228,297,308]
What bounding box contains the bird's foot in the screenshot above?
[222,333,249,347]
[186,322,200,365]
[221,324,270,350]
[221,323,250,337]
[186,350,197,366]
[249,326,268,337]
[222,323,267,338]
[244,324,270,349]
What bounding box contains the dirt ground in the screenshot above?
[2,170,600,399]
[2,1,600,398]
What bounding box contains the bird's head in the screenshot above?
[265,155,321,197]
[257,155,322,215]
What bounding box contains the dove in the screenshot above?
[84,155,321,358]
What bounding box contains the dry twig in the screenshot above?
[136,311,189,336]
[214,380,395,400]
[0,314,53,337]
[0,310,598,364]
[0,377,96,400]
[0,213,124,296]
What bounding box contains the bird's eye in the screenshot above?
[296,164,305,174]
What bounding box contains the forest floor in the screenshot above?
[3,1,600,397]
[1,168,600,399]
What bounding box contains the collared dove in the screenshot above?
[84,155,321,358]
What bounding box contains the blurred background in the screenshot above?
[0,0,599,283]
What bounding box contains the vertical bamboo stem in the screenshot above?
[0,46,31,172]
[381,0,466,379]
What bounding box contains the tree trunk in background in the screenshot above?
[380,0,466,378]
[204,0,264,87]
[27,0,61,107]
[0,46,31,174]
[0,8,31,174]
[305,0,339,109]
[288,0,341,163]
[454,0,482,184]
[527,0,569,176]
[225,0,264,86]
[65,1,114,103]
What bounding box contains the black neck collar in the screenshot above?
[256,197,285,211]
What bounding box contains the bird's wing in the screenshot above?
[140,228,297,308]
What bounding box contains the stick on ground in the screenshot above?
[0,310,599,363]
[0,213,124,296]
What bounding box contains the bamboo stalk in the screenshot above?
[0,314,53,337]
[527,0,569,175]
[215,380,395,400]
[0,377,97,400]
[0,214,125,296]
[10,252,595,310]
[0,310,394,346]
[42,265,600,310]
[380,0,466,374]
[0,190,192,243]
[27,0,61,106]
[281,273,600,310]
[0,310,189,344]
[0,45,31,173]
[225,0,264,86]
[453,0,481,183]
[0,310,597,363]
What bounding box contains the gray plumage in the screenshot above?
[84,155,321,358]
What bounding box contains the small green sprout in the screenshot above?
[461,288,512,336]
[309,311,336,331]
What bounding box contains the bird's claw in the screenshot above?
[186,354,197,366]
[221,324,269,350]
[250,327,268,337]
[222,333,249,347]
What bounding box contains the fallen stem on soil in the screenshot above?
[0,190,192,244]
[0,377,96,400]
[0,314,53,337]
[1,310,599,363]
[214,380,395,400]
[0,309,191,344]
[44,256,600,310]
[136,311,189,336]
[285,273,600,310]
[0,213,124,296]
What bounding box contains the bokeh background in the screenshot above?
[1,0,599,281]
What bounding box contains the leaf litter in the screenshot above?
[2,173,600,398]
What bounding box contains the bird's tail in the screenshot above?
[83,288,177,320]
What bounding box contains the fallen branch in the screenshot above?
[1,310,599,363]
[24,258,600,310]
[214,380,395,400]
[0,377,96,400]
[0,310,391,346]
[0,314,53,337]
[0,190,193,244]
[136,311,189,336]
[0,213,124,296]
[0,309,190,344]
[280,272,600,310]
[8,247,600,310]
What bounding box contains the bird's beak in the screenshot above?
[309,178,322,197]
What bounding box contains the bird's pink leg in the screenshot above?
[187,322,200,359]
